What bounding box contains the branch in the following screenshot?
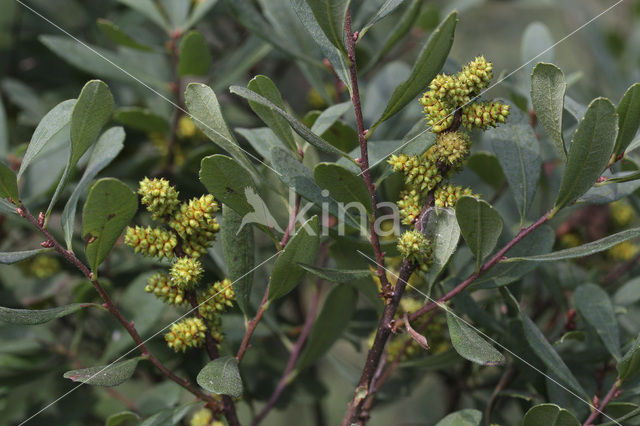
[15,205,222,411]
[583,378,622,426]
[407,210,552,322]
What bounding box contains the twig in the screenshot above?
[583,379,622,426]
[15,205,221,411]
[603,251,640,283]
[236,286,269,363]
[280,194,301,248]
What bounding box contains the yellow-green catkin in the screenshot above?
[145,272,186,305]
[190,408,213,426]
[432,131,471,168]
[19,255,60,279]
[611,201,635,228]
[169,195,221,257]
[461,101,510,130]
[434,184,474,208]
[124,226,177,260]
[164,317,207,352]
[177,116,197,139]
[138,177,180,221]
[197,279,235,321]
[397,190,423,225]
[608,241,639,261]
[170,257,204,289]
[397,230,433,271]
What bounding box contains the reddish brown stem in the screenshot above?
[408,210,552,322]
[345,10,392,295]
[16,206,221,411]
[280,194,301,248]
[236,285,269,364]
[583,378,621,426]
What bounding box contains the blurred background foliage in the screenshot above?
[1,0,640,425]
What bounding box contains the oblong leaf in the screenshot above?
[268,216,320,301]
[113,107,170,134]
[358,0,406,39]
[455,196,503,270]
[372,11,457,128]
[0,248,48,264]
[64,357,142,387]
[446,310,505,366]
[574,283,621,360]
[247,75,296,151]
[305,0,350,54]
[82,178,137,272]
[62,127,125,249]
[522,404,580,426]
[614,83,640,156]
[97,19,153,51]
[297,264,371,284]
[554,98,618,209]
[178,30,212,76]
[199,154,256,217]
[314,162,371,212]
[222,206,255,317]
[184,83,259,180]
[424,207,461,284]
[197,356,243,397]
[521,313,587,398]
[0,161,18,201]
[531,63,566,160]
[17,99,75,181]
[490,105,541,223]
[0,303,98,325]
[504,227,640,263]
[230,85,349,158]
[297,283,357,369]
[617,335,640,382]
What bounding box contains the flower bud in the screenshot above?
[433,131,471,167]
[145,272,186,305]
[434,184,475,208]
[124,226,177,260]
[138,177,180,221]
[164,317,207,352]
[461,101,510,130]
[170,257,204,289]
[397,230,433,271]
[197,278,235,320]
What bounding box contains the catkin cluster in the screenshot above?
[125,178,235,353]
[420,56,509,133]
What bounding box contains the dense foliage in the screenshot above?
[1,1,640,425]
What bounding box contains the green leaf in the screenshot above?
[0,97,8,156]
[467,152,506,190]
[17,99,75,181]
[521,313,587,398]
[183,0,219,32]
[613,277,640,306]
[0,248,48,264]
[64,357,142,387]
[0,161,18,201]
[196,356,243,397]
[455,196,503,270]
[358,0,406,39]
[178,30,212,76]
[246,75,296,151]
[221,206,255,317]
[522,404,580,426]
[434,409,482,426]
[473,226,555,289]
[113,107,170,134]
[490,105,540,223]
[305,0,350,54]
[297,264,370,284]
[424,207,460,284]
[531,63,566,160]
[212,36,272,93]
[70,80,115,167]
[270,147,362,230]
[504,227,640,263]
[554,98,618,209]
[62,127,125,249]
[310,101,351,135]
[117,0,168,30]
[184,83,259,180]
[614,83,640,156]
[230,85,348,158]
[617,335,640,382]
[573,284,622,360]
[269,216,320,301]
[297,284,357,369]
[97,19,153,51]
[446,310,505,366]
[82,178,137,273]
[372,11,457,128]
[106,411,140,426]
[314,163,371,212]
[574,283,621,360]
[199,155,256,217]
[138,404,191,426]
[0,303,98,325]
